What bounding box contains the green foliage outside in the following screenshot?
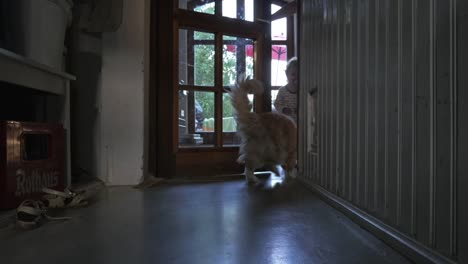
[194,3,215,14]
[194,44,253,119]
[191,4,254,120]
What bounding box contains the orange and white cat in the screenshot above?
[228,76,297,183]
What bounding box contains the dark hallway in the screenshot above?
[0,0,467,263]
[0,178,410,264]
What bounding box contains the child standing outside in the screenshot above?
[274,57,298,123]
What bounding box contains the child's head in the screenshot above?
[285,57,298,87]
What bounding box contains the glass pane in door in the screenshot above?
[179,29,215,87]
[222,0,254,21]
[271,45,288,86]
[179,0,215,14]
[222,92,254,146]
[271,4,287,40]
[223,35,255,87]
[179,90,216,148]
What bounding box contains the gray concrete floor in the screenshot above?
[0,177,411,264]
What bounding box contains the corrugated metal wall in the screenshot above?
[299,0,465,262]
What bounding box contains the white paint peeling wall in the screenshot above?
[98,0,146,185]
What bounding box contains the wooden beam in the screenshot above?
[176,9,261,38]
[153,0,176,177]
[271,0,290,7]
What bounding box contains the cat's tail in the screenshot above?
[228,74,264,125]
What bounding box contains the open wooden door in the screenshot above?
[152,0,272,178]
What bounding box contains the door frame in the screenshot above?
[150,0,273,178]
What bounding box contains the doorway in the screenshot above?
[150,0,299,178]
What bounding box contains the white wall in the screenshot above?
[98,0,147,185]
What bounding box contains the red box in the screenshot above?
[0,121,65,210]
